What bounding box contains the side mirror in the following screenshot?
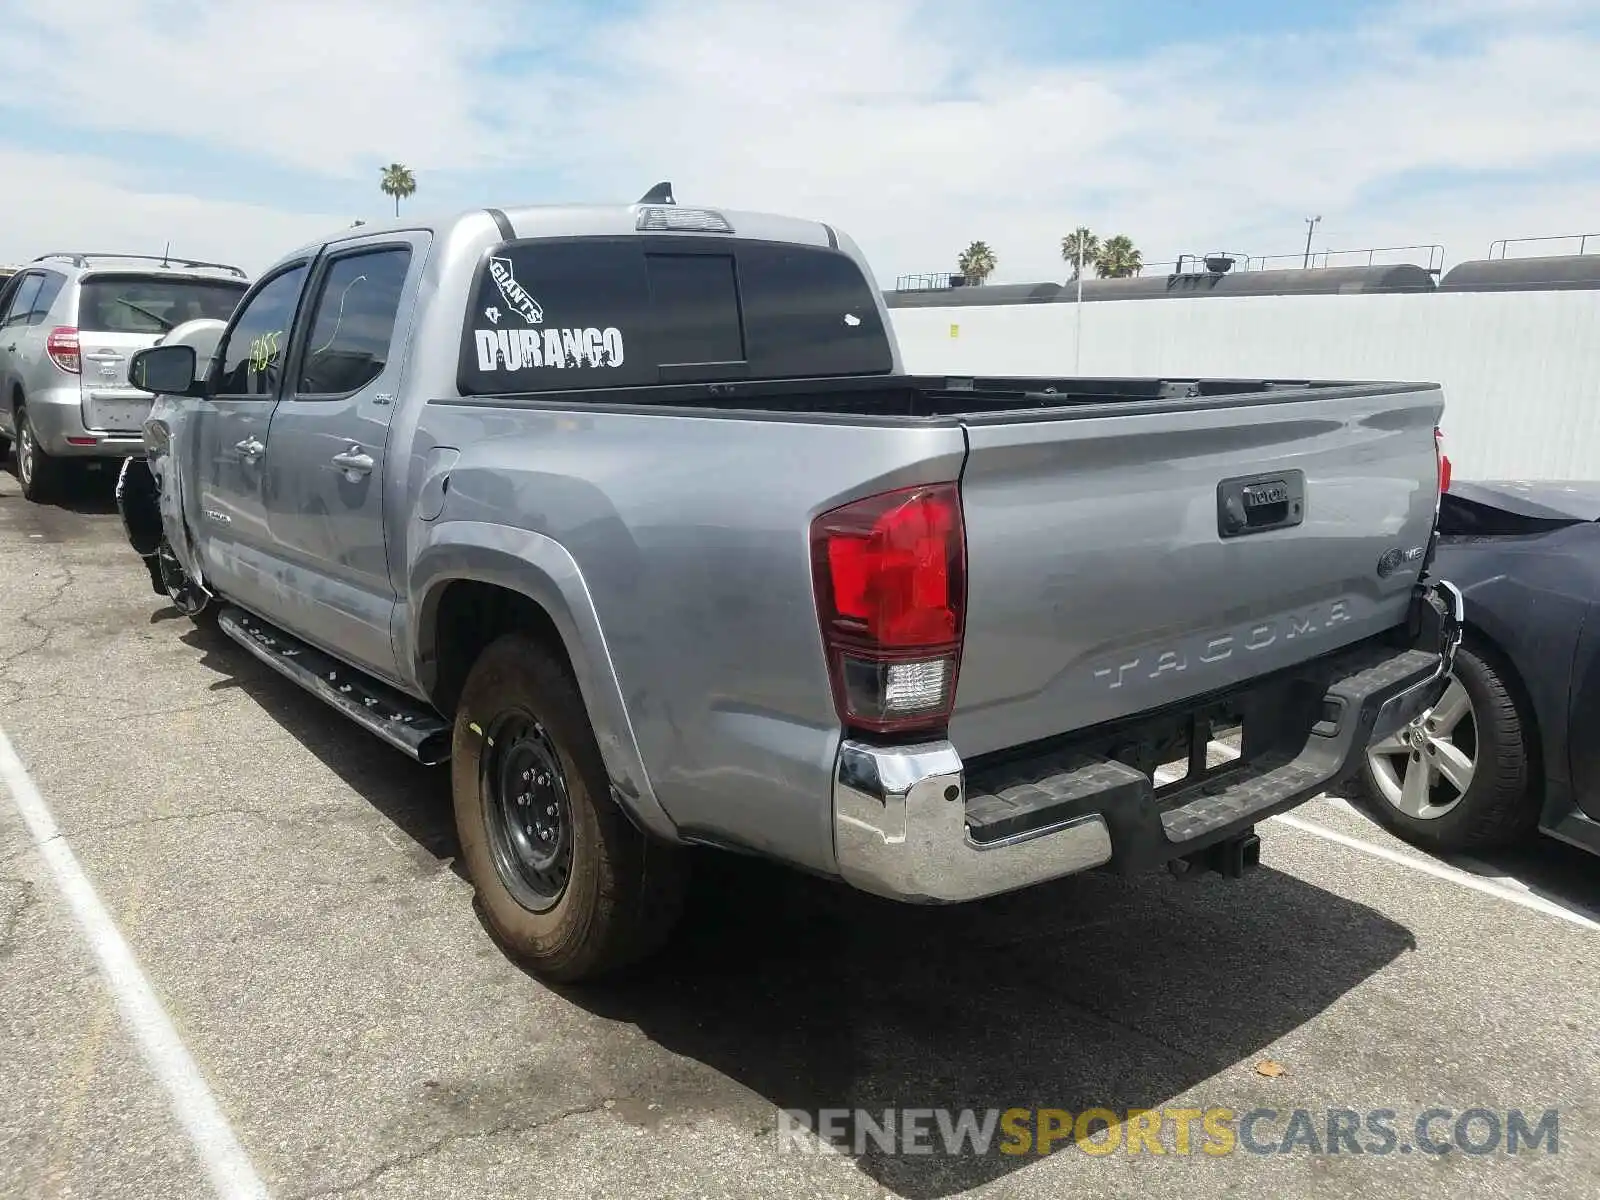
[129,344,200,396]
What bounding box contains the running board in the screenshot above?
[216,606,452,766]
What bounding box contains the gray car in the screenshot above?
[0,253,249,501]
[118,190,1462,983]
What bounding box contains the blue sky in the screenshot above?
[1,0,1597,282]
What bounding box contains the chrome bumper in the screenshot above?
[832,740,1115,903]
[831,578,1464,904]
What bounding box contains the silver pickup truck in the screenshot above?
[117,187,1463,982]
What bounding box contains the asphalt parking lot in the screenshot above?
[1,462,1597,1200]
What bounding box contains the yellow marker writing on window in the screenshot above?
[249,329,282,374]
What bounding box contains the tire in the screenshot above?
[15,405,66,503]
[1359,640,1538,852]
[450,633,688,982]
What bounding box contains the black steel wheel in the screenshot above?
[451,632,689,982]
[480,711,574,912]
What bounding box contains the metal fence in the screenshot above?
[1488,233,1600,260]
[894,271,964,291]
[896,241,1448,289]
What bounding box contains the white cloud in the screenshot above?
[0,0,544,176]
[1,0,1597,284]
[0,149,346,276]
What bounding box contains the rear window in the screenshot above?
[458,236,892,395]
[645,253,744,367]
[78,275,247,335]
[737,243,893,378]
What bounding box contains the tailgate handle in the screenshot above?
[1217,470,1305,538]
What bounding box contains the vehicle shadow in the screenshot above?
[57,465,122,513]
[173,612,1417,1198]
[563,855,1414,1197]
[174,617,462,877]
[0,458,121,514]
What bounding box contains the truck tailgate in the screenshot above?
[949,382,1444,758]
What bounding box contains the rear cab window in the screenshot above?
[458,235,891,395]
[296,246,413,396]
[77,274,248,335]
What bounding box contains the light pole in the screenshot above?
[1303,215,1322,269]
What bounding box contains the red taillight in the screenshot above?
[46,327,81,374]
[1434,426,1451,495]
[811,482,966,735]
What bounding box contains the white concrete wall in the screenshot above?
[888,290,1600,480]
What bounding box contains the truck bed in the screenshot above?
[453,373,1415,421]
[429,372,1444,841]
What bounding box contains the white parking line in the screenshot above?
[1272,811,1600,932]
[0,726,270,1200]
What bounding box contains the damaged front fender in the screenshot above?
[117,317,226,611]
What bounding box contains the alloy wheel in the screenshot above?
[1366,674,1477,821]
[17,418,34,489]
[156,542,209,616]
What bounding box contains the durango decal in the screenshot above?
[473,326,626,371]
[473,254,626,372]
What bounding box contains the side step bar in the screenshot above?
[216,606,452,766]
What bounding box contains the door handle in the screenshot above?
[331,445,375,476]
[235,437,265,461]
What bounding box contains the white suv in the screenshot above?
[0,253,249,502]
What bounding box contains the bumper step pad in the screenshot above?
[962,637,1450,868]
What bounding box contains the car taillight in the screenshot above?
[1434,426,1451,496]
[810,482,966,736]
[46,327,81,374]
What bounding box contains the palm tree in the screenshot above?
[1060,227,1100,281]
[957,240,997,285]
[380,164,416,218]
[1095,234,1144,279]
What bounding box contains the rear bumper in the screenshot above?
[23,384,146,457]
[832,578,1463,903]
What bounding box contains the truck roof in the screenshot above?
[285,199,849,269]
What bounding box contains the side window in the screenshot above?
[28,273,66,325]
[457,239,656,394]
[296,246,413,396]
[213,264,309,396]
[2,275,42,329]
[737,244,893,378]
